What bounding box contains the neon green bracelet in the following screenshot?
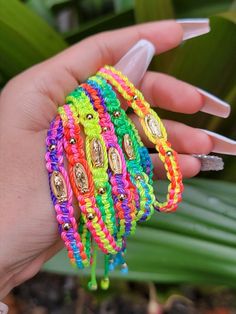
[89,75,155,222]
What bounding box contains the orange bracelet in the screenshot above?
[97,66,184,212]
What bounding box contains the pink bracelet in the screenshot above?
[97,66,184,212]
[80,82,137,237]
[59,104,122,254]
[45,115,89,268]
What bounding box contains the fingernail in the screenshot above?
[197,88,231,118]
[192,154,224,171]
[0,302,8,314]
[115,39,155,86]
[201,129,236,155]
[176,18,210,41]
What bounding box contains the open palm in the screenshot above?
[0,21,213,297]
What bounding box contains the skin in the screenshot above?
[0,21,213,298]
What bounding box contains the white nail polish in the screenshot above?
[115,39,155,86]
[0,302,8,314]
[197,88,231,118]
[176,18,210,41]
[192,154,224,171]
[201,129,236,156]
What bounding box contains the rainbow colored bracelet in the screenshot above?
[45,115,89,268]
[80,82,137,237]
[58,103,121,255]
[45,65,184,290]
[88,76,156,222]
[97,66,184,212]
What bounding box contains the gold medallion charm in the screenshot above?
[145,114,162,138]
[73,163,89,193]
[123,134,135,160]
[90,138,104,168]
[50,171,67,203]
[108,147,122,174]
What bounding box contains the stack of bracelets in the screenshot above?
[45,66,184,290]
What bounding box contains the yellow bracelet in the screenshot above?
[97,66,184,212]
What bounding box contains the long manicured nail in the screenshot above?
[176,18,210,41]
[197,88,231,118]
[192,154,224,171]
[115,39,155,86]
[201,129,236,155]
[0,302,8,314]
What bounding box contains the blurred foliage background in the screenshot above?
[1,0,236,291]
[1,0,236,181]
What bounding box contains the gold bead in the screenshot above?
[69,138,76,144]
[98,187,106,195]
[49,144,56,151]
[62,222,71,231]
[135,175,142,181]
[118,193,126,201]
[113,111,121,118]
[87,213,95,220]
[86,114,93,120]
[102,126,109,132]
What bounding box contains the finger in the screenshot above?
[129,114,213,154]
[140,71,203,114]
[47,20,183,82]
[140,72,230,117]
[151,153,201,179]
[116,69,203,113]
[11,21,183,103]
[4,21,184,122]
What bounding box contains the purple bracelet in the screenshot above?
[45,115,89,268]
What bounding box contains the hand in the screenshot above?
[0,20,217,298]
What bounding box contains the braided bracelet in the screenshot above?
[128,117,154,185]
[80,81,137,237]
[97,66,184,212]
[80,81,137,274]
[58,104,121,255]
[45,115,89,268]
[88,76,155,222]
[66,90,116,232]
[45,64,184,291]
[65,89,138,251]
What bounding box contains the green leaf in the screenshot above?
[114,0,134,13]
[231,0,236,10]
[134,0,175,23]
[0,0,67,79]
[64,9,135,44]
[44,0,72,12]
[25,0,56,27]
[172,0,234,18]
[43,179,236,287]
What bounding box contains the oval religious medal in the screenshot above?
[123,134,135,160]
[90,138,104,168]
[50,171,68,203]
[73,163,89,193]
[144,114,162,138]
[108,147,122,174]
